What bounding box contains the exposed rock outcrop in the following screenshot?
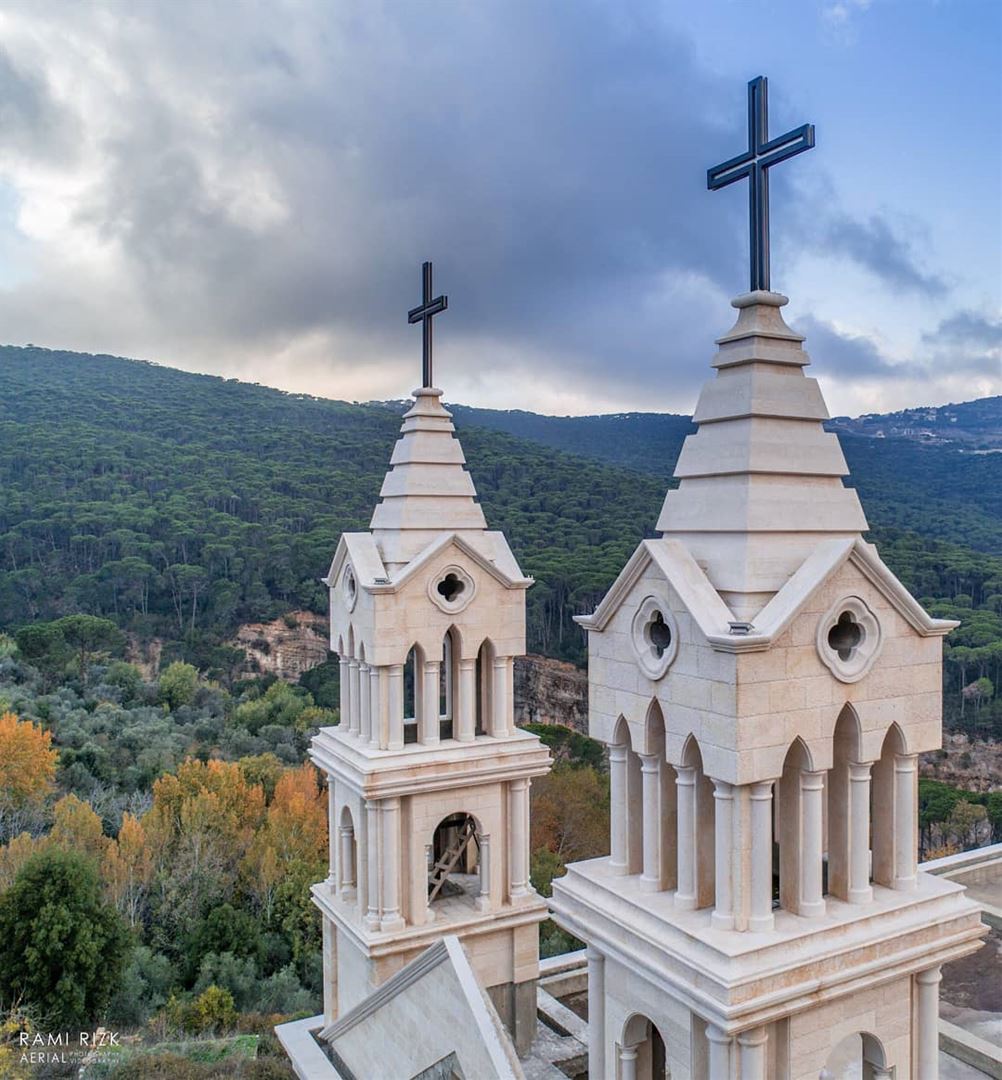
[232,610,330,681]
[514,654,587,733]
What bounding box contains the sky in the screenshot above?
[0,0,999,418]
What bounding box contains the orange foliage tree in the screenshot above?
[0,712,57,811]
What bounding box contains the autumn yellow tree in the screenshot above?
[49,794,110,862]
[0,712,57,811]
[102,812,153,927]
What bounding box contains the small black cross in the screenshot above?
[407,261,448,388]
[708,76,815,293]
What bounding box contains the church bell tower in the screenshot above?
[310,265,551,1056]
[550,79,986,1080]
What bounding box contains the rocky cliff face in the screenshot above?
[514,654,587,732]
[231,611,330,681]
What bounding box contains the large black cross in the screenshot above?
[407,261,448,388]
[708,76,815,293]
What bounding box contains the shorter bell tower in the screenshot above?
[311,379,551,1055]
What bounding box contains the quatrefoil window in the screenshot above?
[828,610,863,661]
[437,573,465,604]
[342,566,358,612]
[647,611,673,657]
[428,565,476,613]
[817,596,881,683]
[631,596,678,680]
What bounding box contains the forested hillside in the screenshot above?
[1,345,1000,730]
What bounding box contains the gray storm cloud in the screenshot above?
[0,0,995,414]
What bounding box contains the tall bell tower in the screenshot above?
[550,79,986,1080]
[309,270,551,1054]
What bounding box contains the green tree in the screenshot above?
[0,848,130,1028]
[158,661,200,710]
[52,614,125,685]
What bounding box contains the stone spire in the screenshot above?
[657,290,867,617]
[370,387,488,570]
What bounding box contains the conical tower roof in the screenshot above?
[369,387,488,570]
[657,290,867,619]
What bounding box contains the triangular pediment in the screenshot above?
[576,536,957,654]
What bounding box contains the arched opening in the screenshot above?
[777,738,825,917]
[621,1013,671,1079]
[822,1031,890,1079]
[427,812,486,913]
[872,723,916,891]
[828,705,872,903]
[439,627,461,740]
[608,716,643,876]
[337,805,357,899]
[676,736,714,910]
[475,639,494,736]
[640,701,676,892]
[403,644,425,745]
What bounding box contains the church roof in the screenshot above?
[368,387,491,569]
[576,535,957,651]
[655,291,869,599]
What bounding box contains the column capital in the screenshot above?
[380,796,401,812]
[736,1026,768,1047]
[639,752,661,774]
[510,777,530,793]
[916,965,942,986]
[800,768,826,792]
[608,743,628,763]
[848,760,873,781]
[749,780,774,799]
[705,1022,731,1045]
[675,763,696,786]
[712,778,734,799]
[585,945,605,963]
[894,752,918,773]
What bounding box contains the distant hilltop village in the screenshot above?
[829,396,1002,449]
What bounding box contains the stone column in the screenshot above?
[737,1027,767,1080]
[457,658,476,742]
[364,799,381,929]
[848,762,874,903]
[387,664,404,750]
[380,798,404,931]
[421,659,441,744]
[476,833,491,912]
[916,966,941,1079]
[712,779,735,930]
[749,781,774,931]
[492,656,511,736]
[424,843,435,923]
[347,659,361,735]
[368,666,381,746]
[586,948,605,1080]
[706,1023,732,1080]
[358,663,371,741]
[338,656,350,730]
[327,779,337,884]
[339,822,356,897]
[322,918,337,1025]
[609,744,629,876]
[618,1044,638,1080]
[800,769,826,918]
[640,754,663,891]
[509,778,530,900]
[894,753,918,891]
[675,764,697,909]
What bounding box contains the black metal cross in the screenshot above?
[407,261,448,388]
[707,76,815,293]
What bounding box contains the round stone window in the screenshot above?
[631,596,678,680]
[817,595,881,683]
[342,566,358,612]
[428,565,476,614]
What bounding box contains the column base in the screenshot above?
[711,910,735,931]
[509,887,533,905]
[363,914,381,931]
[380,914,405,932]
[609,860,629,877]
[892,875,917,891]
[848,885,874,904]
[639,875,661,893]
[476,896,492,913]
[799,899,826,918]
[674,893,697,911]
[747,913,774,933]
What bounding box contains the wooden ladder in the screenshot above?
[427,817,478,902]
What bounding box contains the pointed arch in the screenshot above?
[337,804,357,897]
[778,736,826,917]
[475,638,495,736]
[403,642,426,745]
[346,624,355,657]
[873,722,917,890]
[639,699,676,893]
[675,733,714,910]
[680,732,703,769]
[829,704,871,903]
[643,699,666,756]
